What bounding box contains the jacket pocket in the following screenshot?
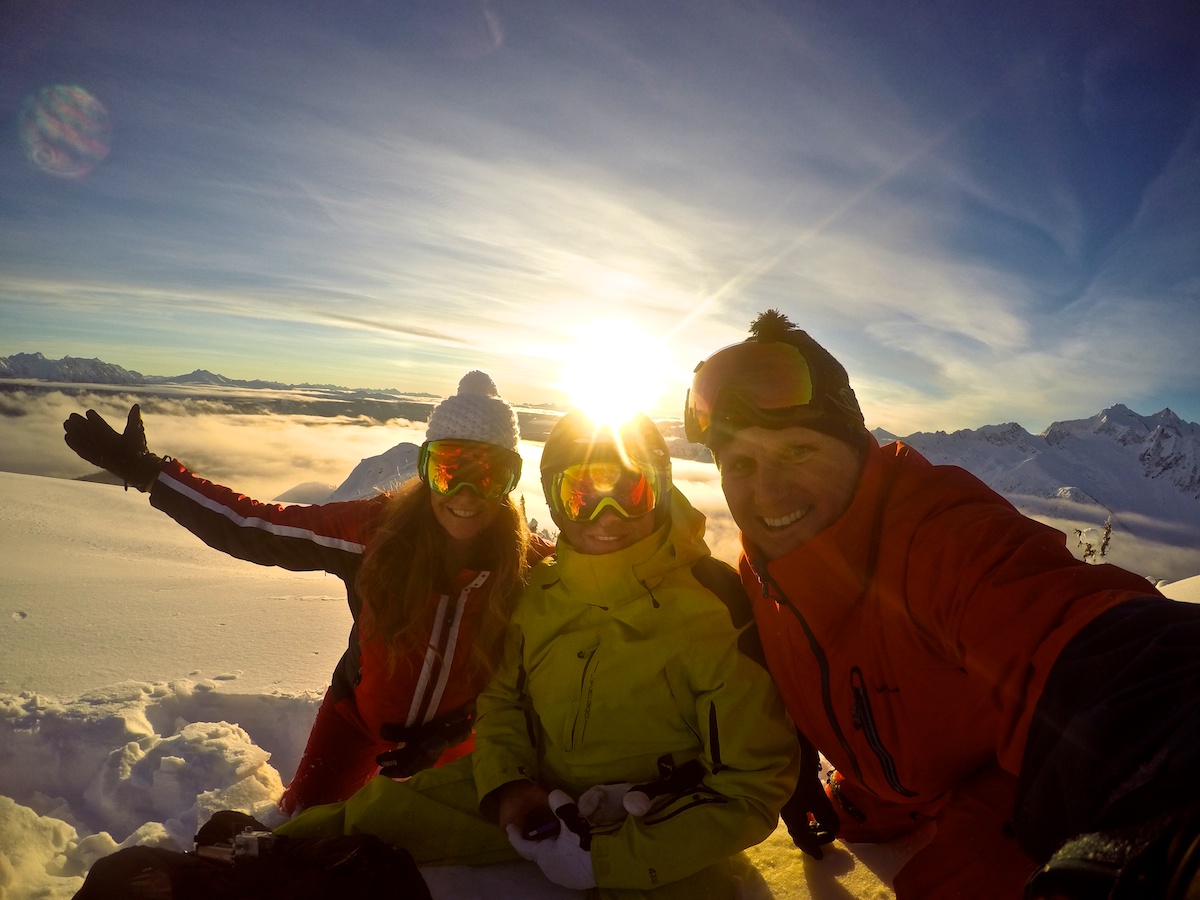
[850,667,917,798]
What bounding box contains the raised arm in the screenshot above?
[64,403,380,577]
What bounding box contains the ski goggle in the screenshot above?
[549,461,667,522]
[684,342,816,445]
[418,440,522,500]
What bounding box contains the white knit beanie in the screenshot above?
[425,371,520,451]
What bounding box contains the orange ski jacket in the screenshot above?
[741,438,1161,817]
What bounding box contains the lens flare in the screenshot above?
[19,84,112,178]
[558,319,676,428]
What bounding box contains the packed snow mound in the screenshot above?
[0,680,919,899]
[1160,573,1200,602]
[0,683,315,838]
[0,682,296,898]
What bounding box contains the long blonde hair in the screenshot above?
[356,478,533,681]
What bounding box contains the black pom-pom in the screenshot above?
[748,309,797,341]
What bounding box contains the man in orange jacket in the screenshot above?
[686,309,1200,899]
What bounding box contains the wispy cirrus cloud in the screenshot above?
[2,0,1197,433]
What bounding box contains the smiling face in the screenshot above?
[556,507,658,555]
[717,425,864,561]
[429,487,504,546]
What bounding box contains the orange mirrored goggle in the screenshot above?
[549,461,666,522]
[684,342,816,445]
[419,440,522,500]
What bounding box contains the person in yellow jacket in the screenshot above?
[276,410,799,898]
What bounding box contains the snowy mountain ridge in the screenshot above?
[1,351,145,385]
[0,351,369,393]
[887,405,1200,543]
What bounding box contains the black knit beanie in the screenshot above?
[711,309,868,450]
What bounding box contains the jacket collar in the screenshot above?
[553,490,709,611]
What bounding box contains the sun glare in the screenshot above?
[558,319,678,428]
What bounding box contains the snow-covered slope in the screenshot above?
[325,442,421,501]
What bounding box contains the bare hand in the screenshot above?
[495,779,550,830]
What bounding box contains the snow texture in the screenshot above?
[0,471,942,899]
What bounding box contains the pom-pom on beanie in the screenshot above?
[425,371,521,451]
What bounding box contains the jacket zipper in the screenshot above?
[850,667,917,797]
[750,453,904,795]
[569,638,600,750]
[756,562,865,785]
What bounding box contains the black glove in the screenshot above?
[62,404,167,492]
[376,706,475,779]
[780,730,840,860]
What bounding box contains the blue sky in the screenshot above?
[2,0,1198,433]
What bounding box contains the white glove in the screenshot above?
[622,784,658,817]
[576,781,666,822]
[577,782,635,825]
[506,789,597,890]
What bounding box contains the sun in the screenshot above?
[557,319,679,428]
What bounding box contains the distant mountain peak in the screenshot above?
[898,405,1200,526]
[166,369,237,386]
[1153,407,1184,425]
[973,422,1035,446]
[0,352,297,392]
[324,442,421,501]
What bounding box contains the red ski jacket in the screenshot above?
[742,438,1160,815]
[149,460,551,736]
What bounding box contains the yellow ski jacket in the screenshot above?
[473,490,799,892]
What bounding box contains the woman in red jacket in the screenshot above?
[686,311,1200,899]
[63,371,552,815]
